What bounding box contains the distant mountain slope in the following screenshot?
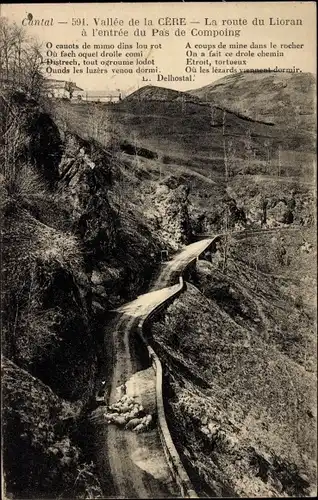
[124,84,273,125]
[189,72,316,151]
[189,72,315,123]
[124,84,201,103]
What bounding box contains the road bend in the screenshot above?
[151,238,214,291]
[96,238,213,498]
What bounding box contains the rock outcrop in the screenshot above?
[59,133,117,258]
[146,176,193,250]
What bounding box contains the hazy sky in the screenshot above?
[2,2,316,94]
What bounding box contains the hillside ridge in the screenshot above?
[123,84,275,127]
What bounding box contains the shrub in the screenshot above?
[73,462,104,499]
[3,163,47,207]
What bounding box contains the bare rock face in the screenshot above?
[227,198,247,229]
[262,197,295,227]
[28,111,63,188]
[59,133,118,258]
[242,194,296,228]
[147,177,193,250]
[57,133,161,304]
[266,200,289,226]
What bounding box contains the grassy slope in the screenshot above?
[51,76,314,196]
[51,96,274,177]
[150,229,317,498]
[190,72,316,153]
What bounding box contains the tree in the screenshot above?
[65,80,76,100]
[220,111,236,273]
[242,128,256,174]
[222,110,228,182]
[87,104,107,143]
[222,204,230,273]
[277,144,282,177]
[0,18,54,189]
[264,139,272,174]
[181,93,185,114]
[227,138,236,178]
[0,17,44,98]
[86,104,120,152]
[210,104,216,126]
[222,111,230,270]
[244,128,253,159]
[0,93,30,180]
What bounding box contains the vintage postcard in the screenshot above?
[1,2,316,499]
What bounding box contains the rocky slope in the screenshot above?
[149,229,317,498]
[143,176,193,250]
[2,92,105,497]
[2,358,98,499]
[226,175,315,229]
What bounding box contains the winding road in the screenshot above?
[95,238,214,498]
[94,227,301,497]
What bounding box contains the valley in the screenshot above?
[1,67,316,499]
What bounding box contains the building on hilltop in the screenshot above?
[44,79,84,99]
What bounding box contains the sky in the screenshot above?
[1,2,316,95]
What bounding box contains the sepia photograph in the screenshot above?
[1,2,317,498]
